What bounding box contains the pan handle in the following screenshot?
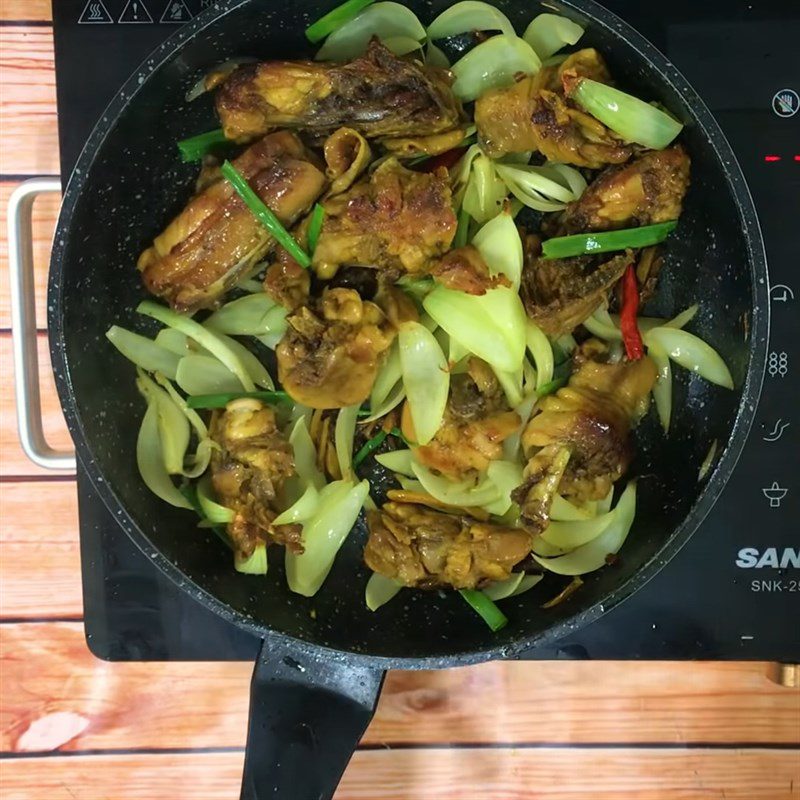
[240,638,385,800]
[6,178,76,471]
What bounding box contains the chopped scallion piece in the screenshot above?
[353,429,388,468]
[459,589,508,632]
[541,221,677,259]
[177,128,228,162]
[220,160,311,268]
[307,203,326,255]
[186,390,290,409]
[305,0,376,43]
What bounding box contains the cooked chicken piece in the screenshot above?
[138,131,325,311]
[520,237,631,337]
[410,358,521,481]
[430,245,510,295]
[514,340,657,528]
[549,147,691,235]
[323,127,372,196]
[209,399,301,557]
[277,287,396,408]
[475,49,632,166]
[263,255,310,312]
[311,158,457,279]
[379,126,471,158]
[364,501,533,589]
[216,39,463,142]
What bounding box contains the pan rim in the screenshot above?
[48,0,769,669]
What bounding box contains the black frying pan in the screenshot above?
[47,0,768,797]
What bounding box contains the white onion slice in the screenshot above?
[335,404,360,481]
[525,321,554,390]
[375,449,415,477]
[136,403,191,509]
[451,34,541,102]
[428,1,516,40]
[644,327,734,389]
[366,572,403,611]
[532,481,637,575]
[106,326,180,380]
[315,3,425,61]
[522,13,584,60]
[398,321,450,446]
[472,210,523,289]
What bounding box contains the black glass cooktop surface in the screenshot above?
[51,0,799,661]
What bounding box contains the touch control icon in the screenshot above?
[772,89,799,118]
[762,482,788,508]
[763,419,790,442]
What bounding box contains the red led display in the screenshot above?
[764,155,782,162]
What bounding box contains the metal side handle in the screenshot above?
[7,177,76,470]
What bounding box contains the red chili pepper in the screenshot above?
[620,264,644,360]
[415,146,468,173]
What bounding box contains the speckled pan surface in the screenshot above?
[48,0,768,668]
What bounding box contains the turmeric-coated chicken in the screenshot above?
[216,39,463,143]
[520,239,631,337]
[277,287,396,409]
[138,131,325,311]
[410,358,521,481]
[549,146,691,235]
[514,340,657,530]
[311,158,457,278]
[475,49,632,167]
[364,501,533,589]
[209,399,301,558]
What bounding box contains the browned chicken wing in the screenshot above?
[430,245,510,296]
[138,131,325,311]
[514,340,657,529]
[409,358,521,481]
[216,39,463,143]
[364,501,533,589]
[277,287,396,409]
[311,157,457,278]
[209,399,301,557]
[474,49,632,167]
[520,238,631,337]
[549,146,691,235]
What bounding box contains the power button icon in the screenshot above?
[772,89,799,118]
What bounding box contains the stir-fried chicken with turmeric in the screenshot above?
[118,6,711,617]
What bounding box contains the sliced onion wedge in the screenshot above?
[365,572,403,611]
[495,162,585,212]
[234,544,268,575]
[570,78,683,150]
[647,338,673,432]
[522,13,584,60]
[196,473,235,524]
[176,354,244,396]
[472,209,523,289]
[423,285,527,374]
[532,481,637,575]
[289,416,326,492]
[204,294,282,337]
[315,2,425,61]
[375,448,415,477]
[525,320,554,390]
[272,484,320,526]
[106,326,180,380]
[451,35,541,102]
[136,403,191,510]
[428,1,515,40]
[541,507,615,549]
[335,404,361,481]
[644,326,734,389]
[398,321,450,446]
[285,479,370,596]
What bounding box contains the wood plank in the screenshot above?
[0,332,73,478]
[0,26,59,176]
[0,749,797,800]
[0,180,61,331]
[0,1,52,22]
[0,483,81,619]
[3,623,799,753]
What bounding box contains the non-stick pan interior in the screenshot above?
[50,0,765,663]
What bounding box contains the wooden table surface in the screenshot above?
[0,3,798,798]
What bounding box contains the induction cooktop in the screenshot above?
[50,0,799,663]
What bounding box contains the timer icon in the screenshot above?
[772,89,799,118]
